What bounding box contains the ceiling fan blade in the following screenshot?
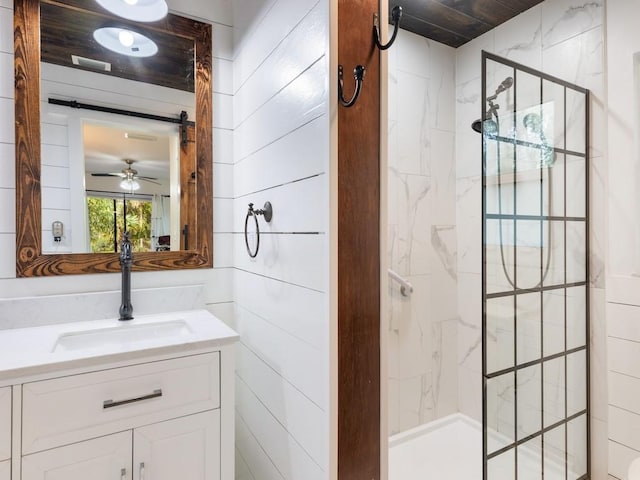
[138,178,162,185]
[90,173,126,177]
[136,175,159,181]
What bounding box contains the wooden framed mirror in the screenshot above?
[14,0,212,276]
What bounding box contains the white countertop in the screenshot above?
[0,309,238,383]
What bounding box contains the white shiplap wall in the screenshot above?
[231,0,330,479]
[606,1,640,478]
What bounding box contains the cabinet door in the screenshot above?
[0,387,10,462]
[22,431,132,480]
[134,410,220,480]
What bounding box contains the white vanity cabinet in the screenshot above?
[13,351,232,480]
[0,310,237,480]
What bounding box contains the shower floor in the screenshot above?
[389,414,482,480]
[389,414,569,480]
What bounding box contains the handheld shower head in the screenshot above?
[487,76,514,102]
[496,77,514,95]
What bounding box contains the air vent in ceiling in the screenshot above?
[71,55,112,72]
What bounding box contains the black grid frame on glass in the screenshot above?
[481,51,590,480]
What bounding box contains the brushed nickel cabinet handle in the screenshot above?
[103,389,162,409]
[139,462,145,480]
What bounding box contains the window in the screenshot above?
[87,195,152,253]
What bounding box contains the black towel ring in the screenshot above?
[245,202,273,258]
[338,64,366,108]
[374,5,403,51]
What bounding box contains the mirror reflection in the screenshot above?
[82,120,178,253]
[39,0,195,255]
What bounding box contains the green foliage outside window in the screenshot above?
[87,196,152,253]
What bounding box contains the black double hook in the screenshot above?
[338,64,366,108]
[337,5,401,108]
[374,5,403,50]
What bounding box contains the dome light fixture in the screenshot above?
[95,0,168,22]
[120,178,141,192]
[93,27,158,57]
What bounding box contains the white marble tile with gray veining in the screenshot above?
[455,30,495,87]
[431,130,456,225]
[389,169,432,276]
[427,40,456,133]
[542,0,603,49]
[456,176,482,274]
[494,5,543,71]
[431,225,457,283]
[455,79,482,180]
[395,71,431,176]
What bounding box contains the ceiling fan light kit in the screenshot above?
[119,178,141,191]
[94,0,168,22]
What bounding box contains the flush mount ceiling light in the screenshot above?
[93,27,158,57]
[95,0,168,22]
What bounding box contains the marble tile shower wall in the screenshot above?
[231,1,330,479]
[455,0,607,477]
[387,30,458,436]
[0,1,235,326]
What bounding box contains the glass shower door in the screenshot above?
[482,52,589,480]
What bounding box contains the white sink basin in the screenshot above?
[52,320,193,353]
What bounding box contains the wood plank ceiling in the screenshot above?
[395,0,545,47]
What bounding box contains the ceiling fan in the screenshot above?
[90,159,161,188]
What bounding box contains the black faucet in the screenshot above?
[119,232,134,321]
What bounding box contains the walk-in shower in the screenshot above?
[482,52,589,480]
[386,39,589,480]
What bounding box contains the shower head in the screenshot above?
[472,76,514,134]
[471,118,498,134]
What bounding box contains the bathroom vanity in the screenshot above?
[0,310,237,480]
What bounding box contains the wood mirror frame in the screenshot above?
[14,0,213,276]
